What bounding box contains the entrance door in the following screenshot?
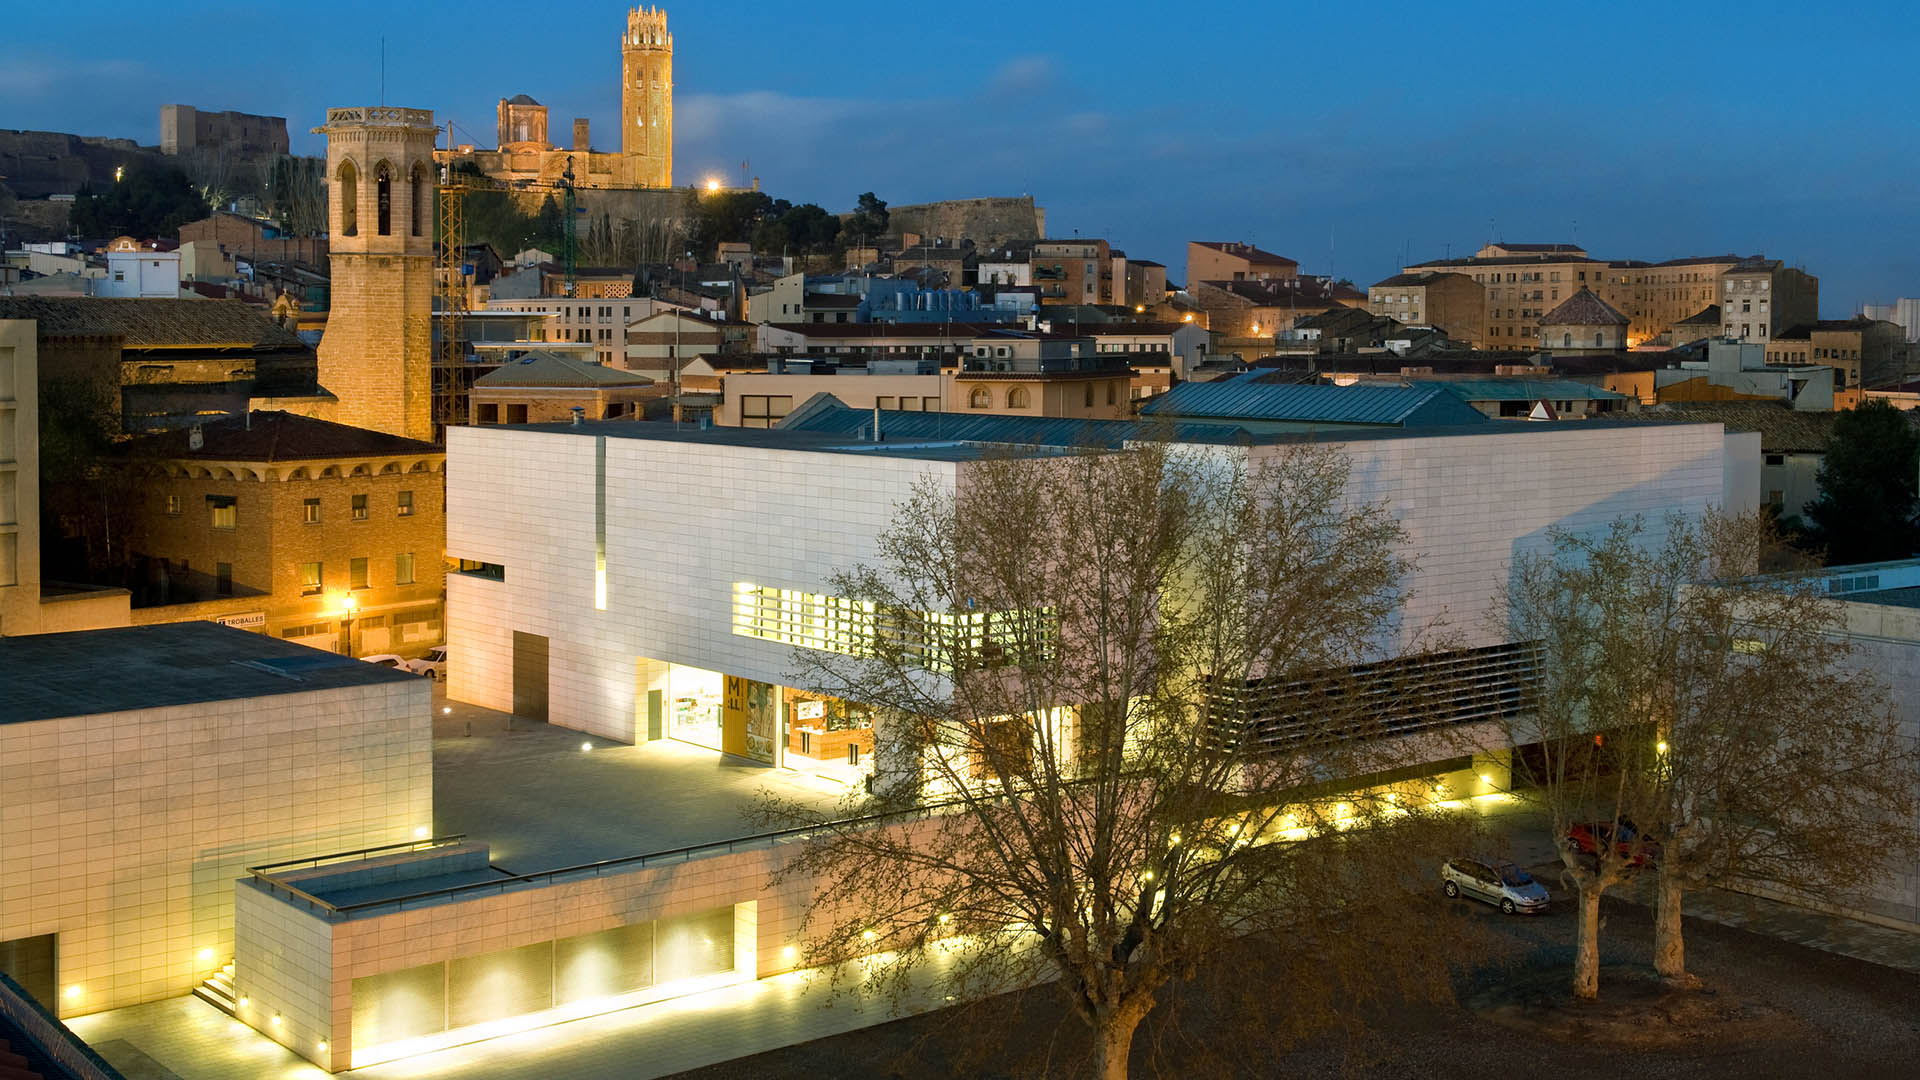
[647,689,663,741]
[512,631,549,723]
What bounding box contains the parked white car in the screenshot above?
[359,653,409,669]
[1440,857,1550,915]
[403,646,447,680]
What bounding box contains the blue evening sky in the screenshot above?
[6,1,1916,314]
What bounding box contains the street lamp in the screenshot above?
[339,594,358,657]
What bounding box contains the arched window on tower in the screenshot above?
[375,162,392,236]
[337,160,358,236]
[1595,331,1605,348]
[1008,387,1031,409]
[410,165,428,237]
[1563,333,1572,348]
[968,388,989,409]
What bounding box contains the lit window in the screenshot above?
[350,558,369,591]
[207,495,237,530]
[397,490,414,516]
[303,498,321,524]
[300,561,322,595]
[352,494,369,521]
[396,552,415,586]
[166,494,183,516]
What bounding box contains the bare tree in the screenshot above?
[1497,516,1676,1002]
[1638,512,1917,984]
[759,439,1478,1079]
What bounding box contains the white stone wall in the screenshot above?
[0,680,431,1016]
[446,426,956,739]
[1276,422,1730,656]
[234,881,336,1068]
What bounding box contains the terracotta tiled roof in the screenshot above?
[1621,402,1840,453]
[1190,241,1298,265]
[1541,288,1628,326]
[0,297,302,347]
[128,411,440,461]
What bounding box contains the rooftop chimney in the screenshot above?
[570,406,585,426]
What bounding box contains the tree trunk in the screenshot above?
[1654,869,1692,985]
[1574,888,1602,1001]
[1091,1002,1146,1080]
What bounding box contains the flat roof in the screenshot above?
[462,404,1727,462]
[0,621,420,725]
[1853,586,1920,610]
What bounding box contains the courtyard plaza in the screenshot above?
[58,689,1920,1079]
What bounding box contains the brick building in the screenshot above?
[1365,271,1485,344]
[120,411,446,656]
[1186,241,1299,283]
[470,350,655,424]
[1034,238,1114,305]
[176,211,328,267]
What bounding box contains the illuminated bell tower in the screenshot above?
[620,6,673,188]
[312,106,438,442]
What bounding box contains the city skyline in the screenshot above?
[4,1,1917,312]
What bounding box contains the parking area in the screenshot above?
[429,686,852,872]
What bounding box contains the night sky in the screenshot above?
[7,1,1915,314]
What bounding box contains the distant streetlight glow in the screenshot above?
[705,177,720,193]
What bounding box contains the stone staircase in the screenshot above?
[191,964,236,1018]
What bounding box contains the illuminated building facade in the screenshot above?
[433,7,673,190]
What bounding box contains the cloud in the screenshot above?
[0,54,149,98]
[988,55,1058,96]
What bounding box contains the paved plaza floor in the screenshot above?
[62,721,1920,1079]
[429,687,852,872]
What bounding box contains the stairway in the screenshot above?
[192,964,236,1017]
[0,1035,50,1080]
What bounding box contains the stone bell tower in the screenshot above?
[312,106,438,442]
[620,7,673,188]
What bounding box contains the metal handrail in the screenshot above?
[244,802,960,920]
[246,834,467,875]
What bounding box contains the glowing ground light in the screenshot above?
[861,930,876,941]
[582,742,593,752]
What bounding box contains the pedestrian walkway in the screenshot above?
[69,955,961,1080]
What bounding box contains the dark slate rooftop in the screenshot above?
[1142,377,1490,428]
[125,410,441,461]
[0,622,420,725]
[0,297,304,347]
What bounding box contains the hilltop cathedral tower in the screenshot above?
[621,6,673,189]
[312,106,438,443]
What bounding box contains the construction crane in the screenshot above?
[433,127,583,439]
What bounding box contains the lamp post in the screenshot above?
[339,595,358,657]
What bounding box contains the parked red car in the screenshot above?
[1565,820,1660,867]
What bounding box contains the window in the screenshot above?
[396,551,416,586]
[1563,333,1572,347]
[303,498,321,524]
[1595,332,1604,347]
[300,561,323,596]
[207,495,237,530]
[352,494,369,520]
[452,558,505,581]
[1768,490,1786,507]
[338,160,358,236]
[1765,453,1785,466]
[350,557,369,591]
[1007,387,1031,408]
[375,161,392,236]
[968,387,990,408]
[876,396,896,410]
[216,562,233,596]
[739,395,793,429]
[398,489,414,516]
[166,494,182,516]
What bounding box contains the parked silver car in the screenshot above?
[1440,857,1550,915]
